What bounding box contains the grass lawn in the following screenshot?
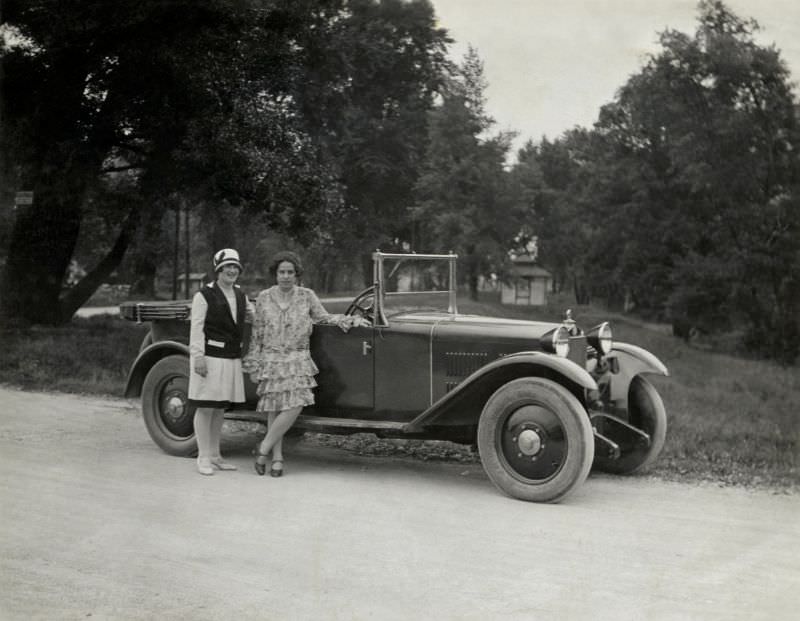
[0,316,149,394]
[1,294,796,491]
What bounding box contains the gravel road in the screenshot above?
[0,386,798,620]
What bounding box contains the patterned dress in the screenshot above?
[243,285,343,412]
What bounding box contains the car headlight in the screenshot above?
[587,322,613,355]
[541,326,571,358]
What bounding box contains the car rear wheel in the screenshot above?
[141,355,197,456]
[593,376,666,474]
[477,377,594,503]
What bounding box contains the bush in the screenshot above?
[0,316,149,395]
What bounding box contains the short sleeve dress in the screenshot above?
[242,285,339,413]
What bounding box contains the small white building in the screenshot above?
[501,255,552,306]
[176,272,208,294]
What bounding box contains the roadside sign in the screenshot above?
[14,191,34,206]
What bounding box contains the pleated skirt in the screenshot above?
[188,356,245,408]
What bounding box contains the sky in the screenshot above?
[431,0,800,153]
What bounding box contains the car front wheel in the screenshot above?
[141,355,197,456]
[477,377,594,503]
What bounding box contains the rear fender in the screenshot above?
[405,352,597,432]
[124,341,189,398]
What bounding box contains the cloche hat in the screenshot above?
[213,248,243,272]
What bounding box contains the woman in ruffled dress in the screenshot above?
[188,248,254,476]
[243,250,365,477]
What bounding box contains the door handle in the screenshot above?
[362,341,372,356]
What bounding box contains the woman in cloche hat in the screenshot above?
[187,248,254,475]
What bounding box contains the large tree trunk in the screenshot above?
[0,188,82,325]
[0,48,96,325]
[465,246,480,301]
[0,197,139,325]
[59,207,139,319]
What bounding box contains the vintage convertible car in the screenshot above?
[120,251,668,503]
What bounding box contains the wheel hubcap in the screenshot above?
[157,376,193,437]
[516,427,543,456]
[165,395,185,419]
[499,404,567,482]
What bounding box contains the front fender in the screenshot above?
[497,351,598,389]
[610,343,669,377]
[600,343,668,411]
[405,352,597,432]
[123,341,189,398]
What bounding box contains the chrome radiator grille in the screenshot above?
[567,335,587,367]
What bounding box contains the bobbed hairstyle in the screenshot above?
[269,250,303,279]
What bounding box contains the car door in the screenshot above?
[310,324,374,416]
[372,318,433,421]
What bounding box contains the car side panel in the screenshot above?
[431,321,500,403]
[372,321,433,421]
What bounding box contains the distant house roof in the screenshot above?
[509,255,551,278]
[519,265,551,278]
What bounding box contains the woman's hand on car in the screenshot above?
[337,316,371,332]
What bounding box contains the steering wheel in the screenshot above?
[345,286,376,324]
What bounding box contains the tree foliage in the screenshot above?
[413,47,517,299]
[0,0,454,317]
[2,0,798,363]
[510,1,800,362]
[292,0,451,284]
[0,1,345,323]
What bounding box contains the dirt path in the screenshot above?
[0,387,798,620]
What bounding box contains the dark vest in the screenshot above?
[199,283,246,358]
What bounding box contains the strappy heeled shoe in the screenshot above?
[253,443,269,476]
[270,460,284,478]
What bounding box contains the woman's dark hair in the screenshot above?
[268,250,303,279]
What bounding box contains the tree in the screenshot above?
[587,1,800,359]
[292,0,452,285]
[413,47,517,299]
[508,131,598,303]
[0,0,340,324]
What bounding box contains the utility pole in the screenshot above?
[184,202,190,299]
[172,205,179,300]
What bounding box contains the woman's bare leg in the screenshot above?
[257,406,302,460]
[266,412,282,462]
[209,409,236,470]
[194,407,214,475]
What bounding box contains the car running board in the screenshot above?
[296,415,408,432]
